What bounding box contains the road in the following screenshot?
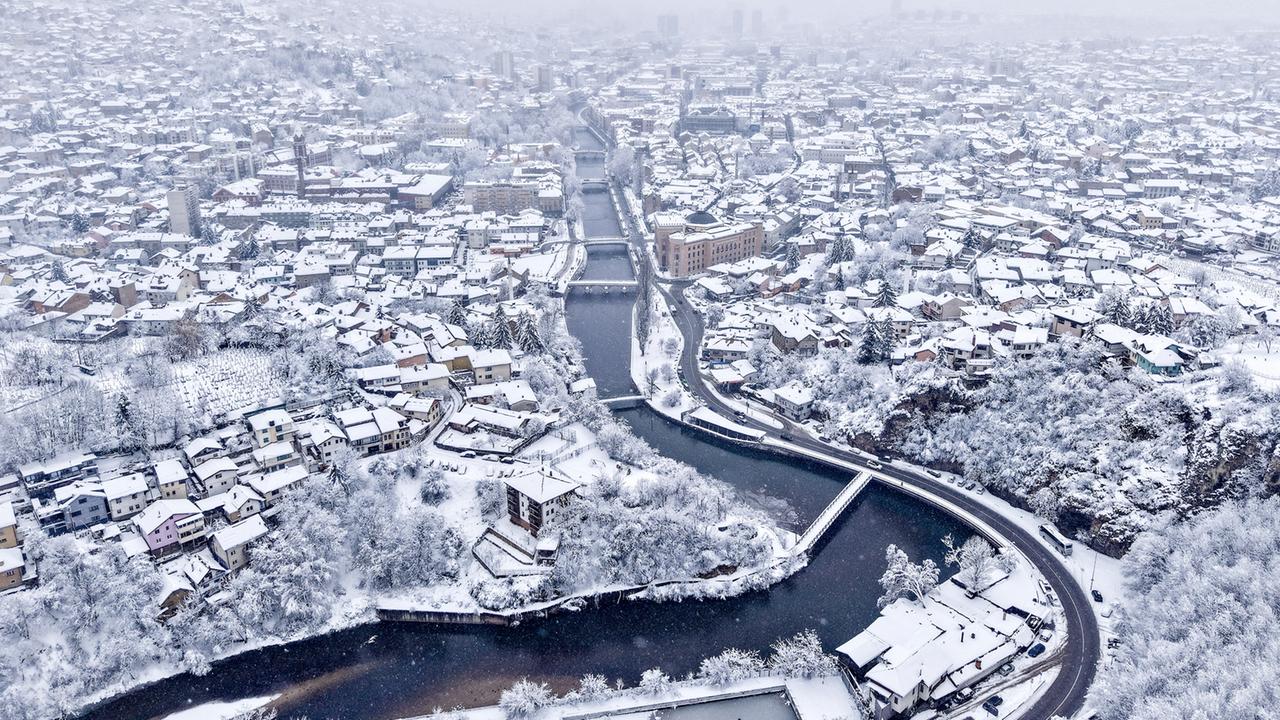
[657,280,1100,720]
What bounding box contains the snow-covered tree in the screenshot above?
[767,630,840,678]
[638,667,673,695]
[877,544,939,607]
[499,678,554,718]
[699,648,765,684]
[942,534,996,591]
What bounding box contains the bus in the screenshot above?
[1039,523,1073,556]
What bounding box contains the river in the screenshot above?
[84,130,966,720]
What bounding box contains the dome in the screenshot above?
[684,210,718,227]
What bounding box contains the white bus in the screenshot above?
[1039,523,1073,556]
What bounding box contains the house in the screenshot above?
[388,394,444,428]
[153,459,190,499]
[503,465,579,537]
[1049,305,1101,338]
[192,457,239,496]
[247,408,295,447]
[220,484,266,523]
[0,501,18,549]
[837,564,1041,719]
[133,498,206,557]
[102,473,152,521]
[471,348,513,384]
[47,482,109,533]
[0,547,27,591]
[252,440,301,473]
[773,383,815,421]
[18,450,98,499]
[296,420,350,469]
[209,515,269,573]
[334,406,411,456]
[246,465,308,507]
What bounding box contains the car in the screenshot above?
[1101,605,1113,618]
[1027,643,1046,658]
[987,695,1004,707]
[818,433,831,442]
[500,456,516,464]
[975,485,986,494]
[964,481,977,490]
[461,450,476,459]
[981,702,998,716]
[926,469,941,478]
[997,662,1014,676]
[733,410,746,419]
[956,687,975,701]
[867,459,883,469]
[1091,589,1104,603]
[779,433,793,441]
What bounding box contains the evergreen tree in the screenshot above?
[447,300,468,330]
[784,242,801,273]
[874,277,898,308]
[50,260,68,283]
[238,237,260,261]
[70,211,89,233]
[471,321,493,348]
[1149,303,1174,336]
[857,323,881,364]
[516,313,544,354]
[114,393,141,451]
[1131,303,1152,333]
[875,319,897,360]
[490,309,513,350]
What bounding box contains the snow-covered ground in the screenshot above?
[1214,338,1280,390]
[631,288,698,418]
[398,673,861,720]
[159,695,278,720]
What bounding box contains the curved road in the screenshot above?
[656,280,1100,720]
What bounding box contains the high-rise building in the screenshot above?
[167,184,200,237]
[490,51,515,80]
[536,65,554,93]
[732,8,744,37]
[751,9,763,35]
[657,14,679,38]
[292,133,307,199]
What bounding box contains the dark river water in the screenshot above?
[83,137,965,720]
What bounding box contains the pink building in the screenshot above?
[133,498,206,557]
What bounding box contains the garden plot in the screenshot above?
[96,349,286,425]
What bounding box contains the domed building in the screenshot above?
[651,209,765,277]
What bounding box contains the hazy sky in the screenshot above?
[427,0,1280,25]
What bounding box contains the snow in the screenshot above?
[159,695,278,720]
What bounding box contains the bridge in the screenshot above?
[566,279,639,294]
[582,180,610,192]
[601,394,647,409]
[791,471,873,557]
[583,238,629,247]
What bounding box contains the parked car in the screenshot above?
[998,662,1014,676]
[1091,589,1104,603]
[956,687,975,701]
[818,433,831,442]
[1027,643,1046,658]
[926,469,941,478]
[1101,605,1113,618]
[867,459,883,469]
[987,695,1004,707]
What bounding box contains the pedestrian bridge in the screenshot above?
[583,238,629,247]
[566,280,639,294]
[601,394,647,409]
[791,471,873,557]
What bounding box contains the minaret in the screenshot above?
[293,133,307,198]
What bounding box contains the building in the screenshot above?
[657,13,679,37]
[167,184,200,237]
[209,515,269,573]
[464,180,538,214]
[503,465,579,536]
[491,50,515,79]
[133,498,207,557]
[654,211,764,277]
[0,501,18,549]
[0,547,26,591]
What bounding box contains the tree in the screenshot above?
[1097,287,1132,328]
[490,309,513,350]
[114,393,142,452]
[784,242,801,273]
[70,211,89,233]
[877,544,939,607]
[767,630,840,678]
[857,322,881,365]
[942,534,997,591]
[874,277,898,308]
[638,667,672,695]
[699,648,765,684]
[238,237,260,261]
[1148,303,1174,336]
[575,674,611,701]
[516,313,544,354]
[447,300,468,330]
[499,678,554,718]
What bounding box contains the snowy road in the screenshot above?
[660,281,1101,720]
